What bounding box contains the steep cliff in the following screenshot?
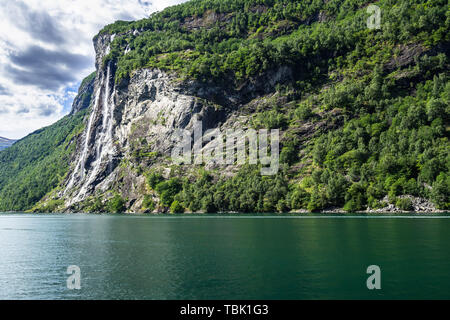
[59,32,293,212]
[1,0,448,213]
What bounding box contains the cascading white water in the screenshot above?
[65,71,105,194]
[65,63,117,204]
[95,65,111,164]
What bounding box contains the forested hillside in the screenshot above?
[0,0,448,213]
[95,0,449,212]
[0,106,87,211]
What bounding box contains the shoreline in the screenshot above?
[1,210,448,215]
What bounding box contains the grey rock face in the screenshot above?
[366,195,443,213]
[63,35,228,206]
[61,32,293,209]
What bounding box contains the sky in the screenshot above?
[0,0,188,139]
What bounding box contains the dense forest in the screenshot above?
[0,109,87,211]
[99,0,448,84]
[0,0,448,213]
[96,0,449,213]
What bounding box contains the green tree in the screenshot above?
[431,173,449,209]
[108,194,126,213]
[170,200,185,213]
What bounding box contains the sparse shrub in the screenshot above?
[146,171,164,189]
[170,200,184,213]
[431,173,450,209]
[155,178,182,207]
[142,195,155,211]
[396,198,414,211]
[108,194,126,213]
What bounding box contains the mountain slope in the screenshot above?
[0,137,16,151]
[0,0,449,213]
[0,111,88,211]
[0,73,95,211]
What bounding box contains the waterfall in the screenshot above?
[65,63,117,204]
[65,70,105,193]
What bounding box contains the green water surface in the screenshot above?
[0,214,449,299]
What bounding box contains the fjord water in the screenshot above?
[0,214,449,300]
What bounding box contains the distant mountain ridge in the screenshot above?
[0,137,16,150]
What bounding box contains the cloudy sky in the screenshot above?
[0,0,187,139]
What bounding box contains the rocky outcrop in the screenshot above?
[63,66,229,204]
[386,44,427,71]
[367,196,443,213]
[59,29,297,211]
[60,34,234,208]
[70,72,95,115]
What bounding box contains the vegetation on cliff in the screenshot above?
[100,0,448,85]
[0,0,448,212]
[97,0,449,212]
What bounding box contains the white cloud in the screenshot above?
[0,0,188,139]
